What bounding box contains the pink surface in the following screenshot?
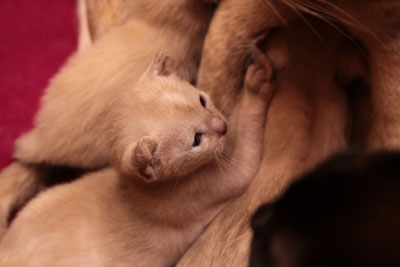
[0,0,78,170]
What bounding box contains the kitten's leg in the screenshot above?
[192,49,276,206]
[217,51,276,195]
[0,163,42,240]
[197,0,294,115]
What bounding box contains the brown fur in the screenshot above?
[0,52,275,266]
[177,17,366,266]
[196,0,400,147]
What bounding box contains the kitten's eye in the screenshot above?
[199,95,206,108]
[193,133,202,147]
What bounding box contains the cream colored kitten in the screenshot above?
[0,51,275,267]
[0,0,215,238]
[14,0,215,168]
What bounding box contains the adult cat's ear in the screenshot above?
[149,50,177,76]
[133,136,161,182]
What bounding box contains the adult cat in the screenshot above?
[178,16,368,266]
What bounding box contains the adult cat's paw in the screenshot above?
[244,47,275,99]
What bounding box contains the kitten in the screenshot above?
[14,0,215,168]
[251,151,400,267]
[0,51,276,266]
[0,0,215,237]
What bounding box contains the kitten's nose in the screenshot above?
[210,116,227,136]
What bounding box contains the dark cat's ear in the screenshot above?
[149,50,177,76]
[251,203,273,232]
[133,136,161,182]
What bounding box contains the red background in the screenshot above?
[0,0,77,170]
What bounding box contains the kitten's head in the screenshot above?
[109,51,227,182]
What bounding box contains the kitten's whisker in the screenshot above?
[214,153,228,173]
[214,156,225,174]
[221,152,241,166]
[218,153,237,171]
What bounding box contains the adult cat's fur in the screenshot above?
[0,52,276,267]
[195,0,400,147]
[177,16,367,266]
[250,151,400,267]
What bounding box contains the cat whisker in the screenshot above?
[214,156,226,174]
[221,152,242,166]
[214,153,229,173]
[262,0,288,26]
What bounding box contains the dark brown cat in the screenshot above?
[251,151,400,267]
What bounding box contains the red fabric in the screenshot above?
[0,0,78,170]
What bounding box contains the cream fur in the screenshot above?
[0,54,276,266]
[14,0,214,168]
[0,0,215,242]
[0,163,41,240]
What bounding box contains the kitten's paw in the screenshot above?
[244,47,275,99]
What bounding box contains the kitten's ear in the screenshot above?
[133,136,161,182]
[149,50,177,76]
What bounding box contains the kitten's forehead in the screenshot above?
[161,89,193,106]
